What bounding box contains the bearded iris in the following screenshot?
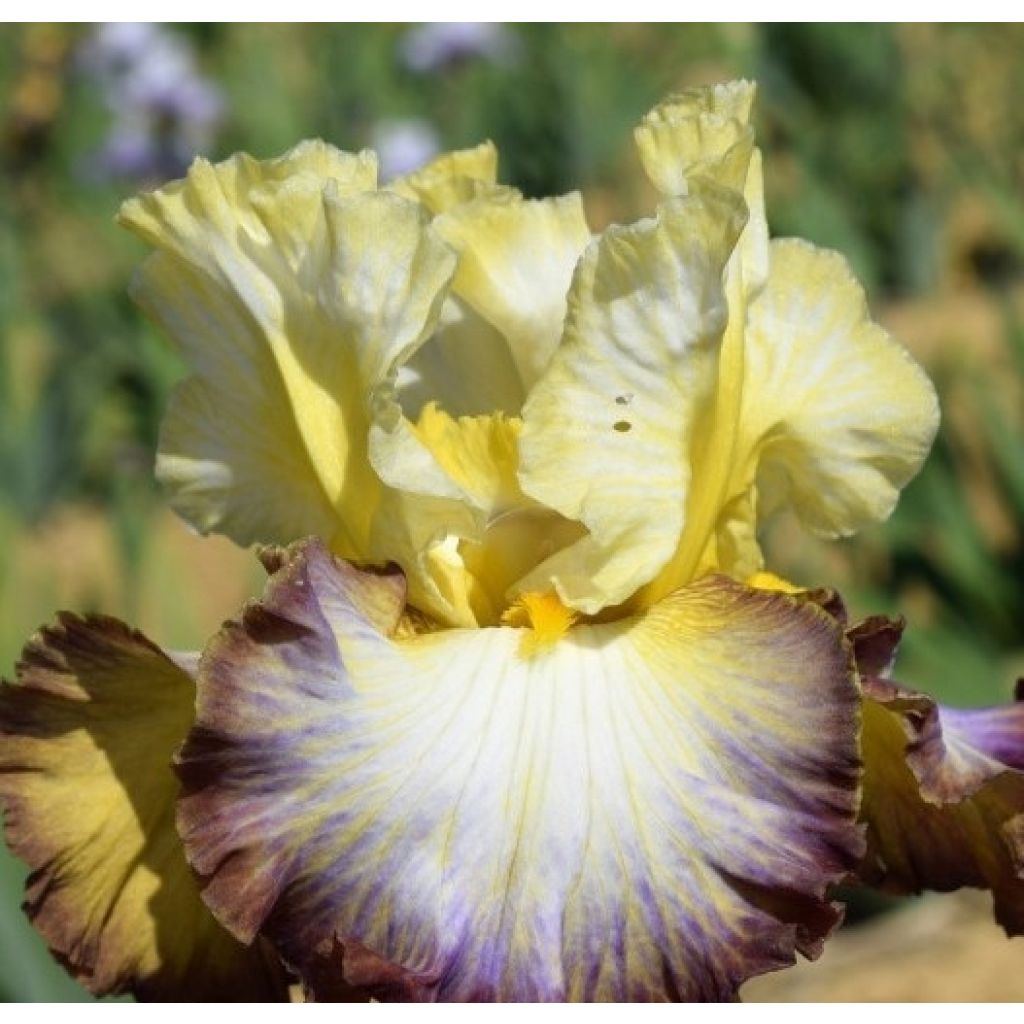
[2,80,1024,1002]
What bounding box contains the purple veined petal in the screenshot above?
[177,537,863,1002]
[851,617,1024,935]
[939,690,1024,777]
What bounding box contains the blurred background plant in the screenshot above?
[0,22,1022,1001]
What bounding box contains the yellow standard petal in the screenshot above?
[120,144,512,626]
[391,141,529,418]
[738,239,940,537]
[434,192,592,391]
[516,185,747,614]
[635,80,768,297]
[643,237,940,603]
[389,140,520,214]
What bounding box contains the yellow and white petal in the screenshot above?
[0,615,287,1000]
[640,233,938,604]
[516,187,746,614]
[410,402,523,512]
[635,81,756,195]
[121,149,502,625]
[737,238,939,538]
[635,81,768,296]
[397,298,526,418]
[400,404,586,623]
[121,142,378,281]
[157,365,345,549]
[178,539,862,1002]
[389,141,520,214]
[121,152,450,554]
[434,193,592,390]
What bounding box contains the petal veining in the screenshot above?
[177,539,862,1002]
[0,614,287,1000]
[737,239,940,540]
[641,236,940,604]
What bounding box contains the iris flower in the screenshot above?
[2,80,1023,1003]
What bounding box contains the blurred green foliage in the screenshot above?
[1,22,1023,1001]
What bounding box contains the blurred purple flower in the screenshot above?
[78,23,224,185]
[78,22,159,80]
[372,118,441,181]
[94,121,155,178]
[400,22,519,74]
[119,44,223,127]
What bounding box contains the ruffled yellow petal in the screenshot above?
[0,615,287,1000]
[389,141,520,214]
[121,146,515,626]
[516,187,746,614]
[402,191,583,418]
[642,236,939,604]
[635,80,768,296]
[398,298,526,418]
[635,81,756,195]
[738,239,939,538]
[434,192,592,391]
[121,141,378,268]
[406,404,584,624]
[390,143,529,420]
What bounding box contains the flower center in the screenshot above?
[500,590,578,654]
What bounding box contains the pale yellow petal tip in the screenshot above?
[745,571,803,595]
[388,141,515,214]
[643,79,757,127]
[115,141,378,238]
[501,590,578,655]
